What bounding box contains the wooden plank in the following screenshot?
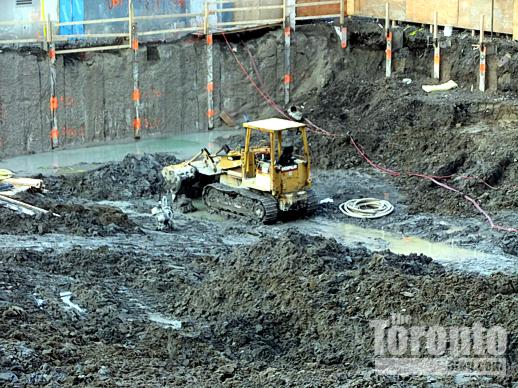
[3,178,43,189]
[458,0,491,30]
[357,0,406,20]
[406,0,458,25]
[296,0,340,17]
[493,0,514,34]
[0,194,58,216]
[233,0,283,21]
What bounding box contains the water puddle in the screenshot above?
[148,313,182,329]
[1,130,240,176]
[302,219,517,274]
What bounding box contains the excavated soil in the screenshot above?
[0,192,138,236]
[304,78,518,218]
[1,20,518,387]
[0,231,516,386]
[43,153,179,201]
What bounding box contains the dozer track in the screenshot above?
[202,183,279,223]
[306,189,319,215]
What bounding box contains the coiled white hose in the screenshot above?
[339,198,394,219]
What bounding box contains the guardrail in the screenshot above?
[0,0,516,52]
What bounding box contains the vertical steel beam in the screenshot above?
[206,1,214,130]
[385,3,392,78]
[47,20,59,149]
[479,15,486,92]
[340,0,348,49]
[207,34,214,129]
[130,1,141,139]
[433,11,440,80]
[283,0,291,106]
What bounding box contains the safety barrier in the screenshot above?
[1,1,517,50]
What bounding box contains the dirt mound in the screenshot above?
[0,231,515,385]
[0,192,138,236]
[44,153,179,201]
[163,231,516,385]
[301,73,518,217]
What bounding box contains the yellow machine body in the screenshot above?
[161,118,315,221]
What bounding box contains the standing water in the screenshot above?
[1,130,240,176]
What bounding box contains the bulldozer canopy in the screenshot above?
[243,118,306,132]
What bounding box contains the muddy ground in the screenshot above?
[0,153,517,386]
[1,19,518,387]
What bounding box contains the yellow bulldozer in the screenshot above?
[161,118,317,223]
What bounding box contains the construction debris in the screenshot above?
[422,79,458,93]
[0,194,58,217]
[219,111,236,127]
[339,198,394,219]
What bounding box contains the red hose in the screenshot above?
[219,29,518,233]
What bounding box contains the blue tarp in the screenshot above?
[60,0,84,36]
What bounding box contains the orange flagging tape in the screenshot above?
[284,27,291,37]
[207,82,214,93]
[434,53,440,65]
[385,49,392,60]
[284,74,292,85]
[480,63,486,73]
[207,34,213,45]
[48,49,56,60]
[133,118,141,130]
[132,89,141,102]
[50,128,59,140]
[207,109,215,118]
[132,38,139,51]
[50,96,58,111]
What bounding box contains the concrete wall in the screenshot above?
[0,30,282,157]
[0,25,343,158]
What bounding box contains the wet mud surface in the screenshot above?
[1,19,518,387]
[1,152,517,386]
[0,228,516,386]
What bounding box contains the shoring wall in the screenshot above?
[1,1,518,158]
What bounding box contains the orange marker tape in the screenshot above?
[480,63,486,73]
[133,118,141,130]
[50,96,58,111]
[50,127,59,140]
[207,34,213,45]
[132,89,141,102]
[48,48,56,60]
[207,82,214,93]
[284,27,291,37]
[284,74,292,85]
[434,53,440,65]
[207,109,215,118]
[132,38,139,51]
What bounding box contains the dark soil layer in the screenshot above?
[0,232,515,386]
[43,153,179,201]
[301,45,518,218]
[0,192,138,236]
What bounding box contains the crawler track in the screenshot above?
[202,183,279,223]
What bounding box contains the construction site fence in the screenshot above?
[1,0,518,51]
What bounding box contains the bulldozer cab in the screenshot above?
[241,118,311,195]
